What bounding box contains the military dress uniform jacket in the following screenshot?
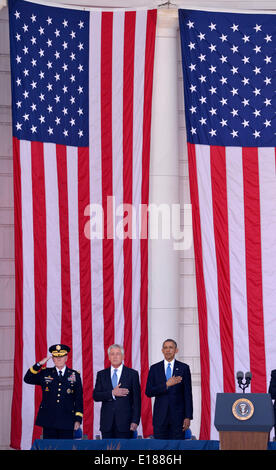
[24,363,83,430]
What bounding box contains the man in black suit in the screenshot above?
[268,369,276,437]
[93,344,141,438]
[146,338,193,439]
[24,344,83,439]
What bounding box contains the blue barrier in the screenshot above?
[31,438,219,450]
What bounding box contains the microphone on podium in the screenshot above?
[236,371,244,387]
[236,370,252,393]
[245,371,252,387]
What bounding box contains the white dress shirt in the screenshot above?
[111,363,123,399]
[111,363,123,384]
[56,365,67,376]
[164,359,175,377]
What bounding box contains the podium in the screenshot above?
[214,393,274,450]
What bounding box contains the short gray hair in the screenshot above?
[107,344,124,356]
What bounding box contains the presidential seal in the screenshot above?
[232,398,254,421]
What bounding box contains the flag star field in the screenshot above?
[179,9,276,147]
[10,1,89,147]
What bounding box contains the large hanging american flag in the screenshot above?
[9,0,156,449]
[179,8,276,440]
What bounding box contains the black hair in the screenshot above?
[162,339,177,348]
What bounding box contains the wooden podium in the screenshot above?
[214,393,274,450]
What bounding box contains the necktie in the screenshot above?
[58,370,62,377]
[166,363,172,380]
[112,369,118,388]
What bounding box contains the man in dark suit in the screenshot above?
[93,344,141,438]
[146,338,193,439]
[268,369,276,437]
[24,344,83,439]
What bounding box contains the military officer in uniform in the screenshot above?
[24,344,83,439]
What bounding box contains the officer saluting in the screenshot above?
[24,344,83,439]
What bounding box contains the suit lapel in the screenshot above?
[119,365,127,386]
[106,367,113,389]
[173,360,181,376]
[161,360,166,380]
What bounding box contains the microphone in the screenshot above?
[236,371,252,393]
[236,371,244,386]
[245,371,252,386]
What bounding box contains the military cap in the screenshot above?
[49,344,70,357]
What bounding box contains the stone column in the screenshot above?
[148,8,180,365]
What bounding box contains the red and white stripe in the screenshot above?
[188,143,276,440]
[10,8,156,449]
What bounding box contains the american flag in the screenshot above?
[9,0,156,449]
[179,9,276,440]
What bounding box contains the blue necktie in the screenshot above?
[166,363,172,380]
[112,369,118,388]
